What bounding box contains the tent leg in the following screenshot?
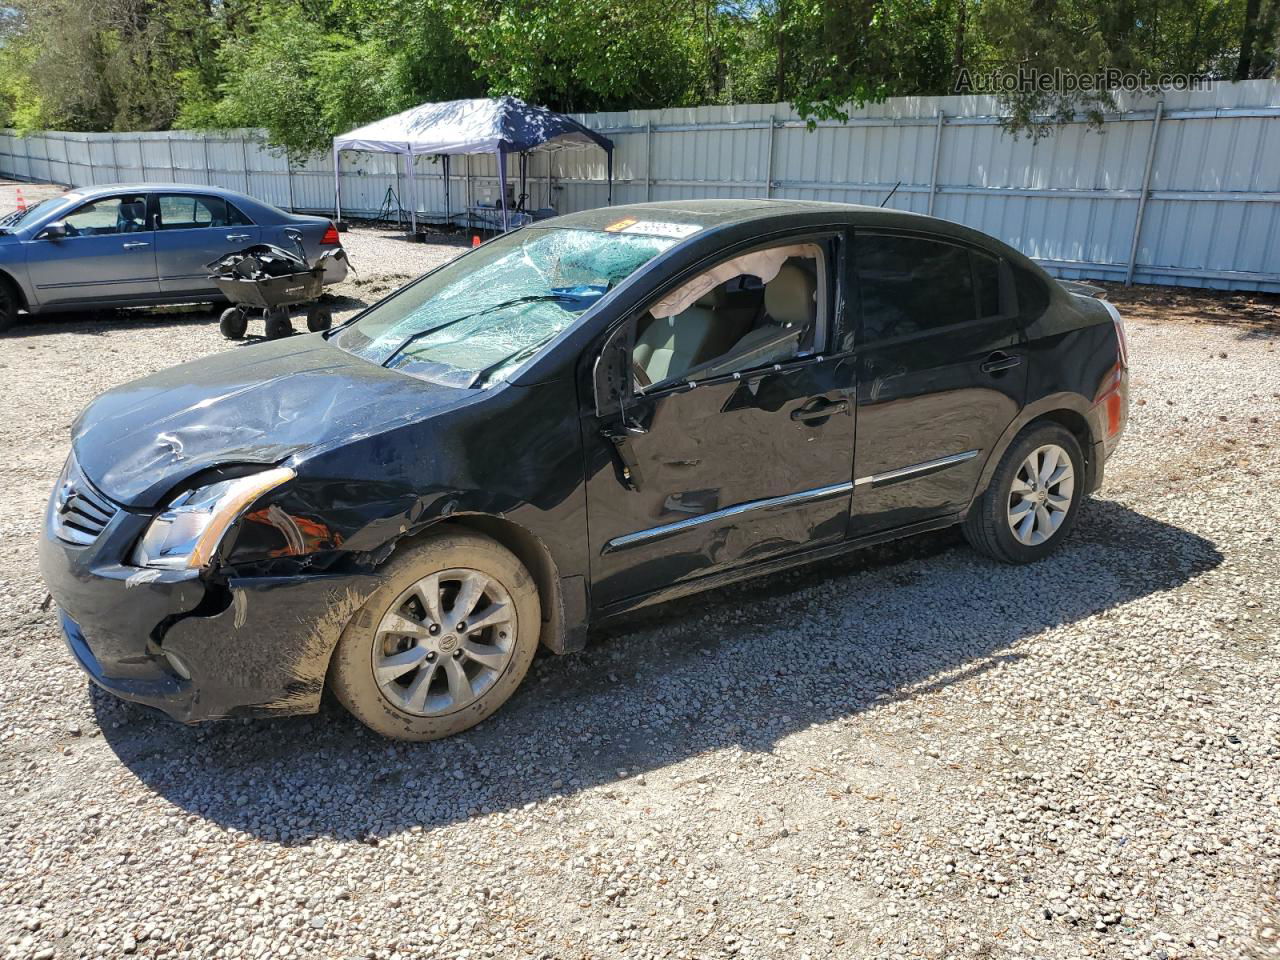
[406,152,418,234]
[442,155,450,230]
[606,148,613,206]
[333,146,342,222]
[498,150,508,232]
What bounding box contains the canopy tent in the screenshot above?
[332,96,613,232]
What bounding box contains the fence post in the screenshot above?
[927,110,945,215]
[241,135,251,195]
[1125,100,1164,287]
[764,112,777,198]
[286,155,296,212]
[109,133,120,182]
[202,136,211,185]
[645,119,653,201]
[22,135,30,181]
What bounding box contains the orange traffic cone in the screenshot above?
[471,235,481,247]
[14,188,26,214]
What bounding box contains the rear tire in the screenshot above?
[264,309,292,340]
[218,307,248,340]
[328,530,541,741]
[305,303,332,332]
[963,422,1085,564]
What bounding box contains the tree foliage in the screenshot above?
[0,0,1275,150]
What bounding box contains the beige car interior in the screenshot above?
[633,243,823,388]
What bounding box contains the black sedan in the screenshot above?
[39,200,1129,740]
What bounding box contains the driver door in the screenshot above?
[583,232,856,609]
[24,193,159,308]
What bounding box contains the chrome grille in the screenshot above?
[51,457,119,546]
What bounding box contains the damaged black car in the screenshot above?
[40,200,1129,741]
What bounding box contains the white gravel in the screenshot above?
[0,216,1277,960]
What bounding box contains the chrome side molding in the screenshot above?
[854,449,980,489]
[604,481,853,554]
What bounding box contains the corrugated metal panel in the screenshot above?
[2,81,1278,289]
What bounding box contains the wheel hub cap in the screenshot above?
[1006,443,1075,547]
[370,568,516,718]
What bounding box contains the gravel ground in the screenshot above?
[1,183,1278,960]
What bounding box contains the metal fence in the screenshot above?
[3,80,1279,291]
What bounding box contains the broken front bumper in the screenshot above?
[40,509,380,723]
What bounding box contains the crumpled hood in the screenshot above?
[73,335,471,507]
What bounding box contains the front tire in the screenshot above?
[0,277,19,333]
[219,307,248,340]
[329,530,541,741]
[264,309,293,340]
[963,422,1084,564]
[305,303,332,332]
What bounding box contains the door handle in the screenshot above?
[981,351,1023,374]
[121,241,150,250]
[791,398,849,422]
[226,234,251,242]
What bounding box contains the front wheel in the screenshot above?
[0,278,19,333]
[328,530,541,741]
[305,303,332,332]
[264,309,293,340]
[218,307,248,340]
[963,422,1085,564]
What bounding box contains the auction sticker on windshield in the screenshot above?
[603,218,701,239]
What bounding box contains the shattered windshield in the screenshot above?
[335,226,677,386]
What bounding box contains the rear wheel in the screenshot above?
[305,303,332,332]
[963,422,1084,564]
[328,530,541,741]
[264,309,292,340]
[218,307,249,340]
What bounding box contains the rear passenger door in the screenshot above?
[850,231,1027,535]
[153,193,259,294]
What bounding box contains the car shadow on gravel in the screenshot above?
[5,304,223,336]
[93,498,1221,844]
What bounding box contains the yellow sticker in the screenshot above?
[603,217,639,232]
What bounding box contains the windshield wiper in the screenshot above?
[380,294,575,369]
[470,337,555,388]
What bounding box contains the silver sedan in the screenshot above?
[0,183,348,332]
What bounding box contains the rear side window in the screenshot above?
[973,251,1003,319]
[855,234,976,340]
[157,194,253,230]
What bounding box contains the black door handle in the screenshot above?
[981,351,1023,374]
[791,398,849,422]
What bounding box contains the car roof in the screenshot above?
[548,198,931,232]
[62,182,254,199]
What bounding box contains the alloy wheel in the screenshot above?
[371,568,516,717]
[1006,443,1075,546]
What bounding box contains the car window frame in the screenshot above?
[49,192,153,239]
[154,192,254,231]
[624,231,841,398]
[852,228,1019,349]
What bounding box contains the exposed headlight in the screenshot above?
[132,467,295,570]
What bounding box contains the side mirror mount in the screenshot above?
[38,221,67,241]
[592,323,633,419]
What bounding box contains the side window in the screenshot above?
[633,241,827,390]
[972,250,1003,319]
[157,194,247,230]
[855,234,979,341]
[61,195,149,237]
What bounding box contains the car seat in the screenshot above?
[718,261,816,366]
[116,200,148,233]
[634,290,726,384]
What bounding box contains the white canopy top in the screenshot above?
[333,96,613,157]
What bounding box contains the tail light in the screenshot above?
[1101,299,1128,368]
[320,223,340,246]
